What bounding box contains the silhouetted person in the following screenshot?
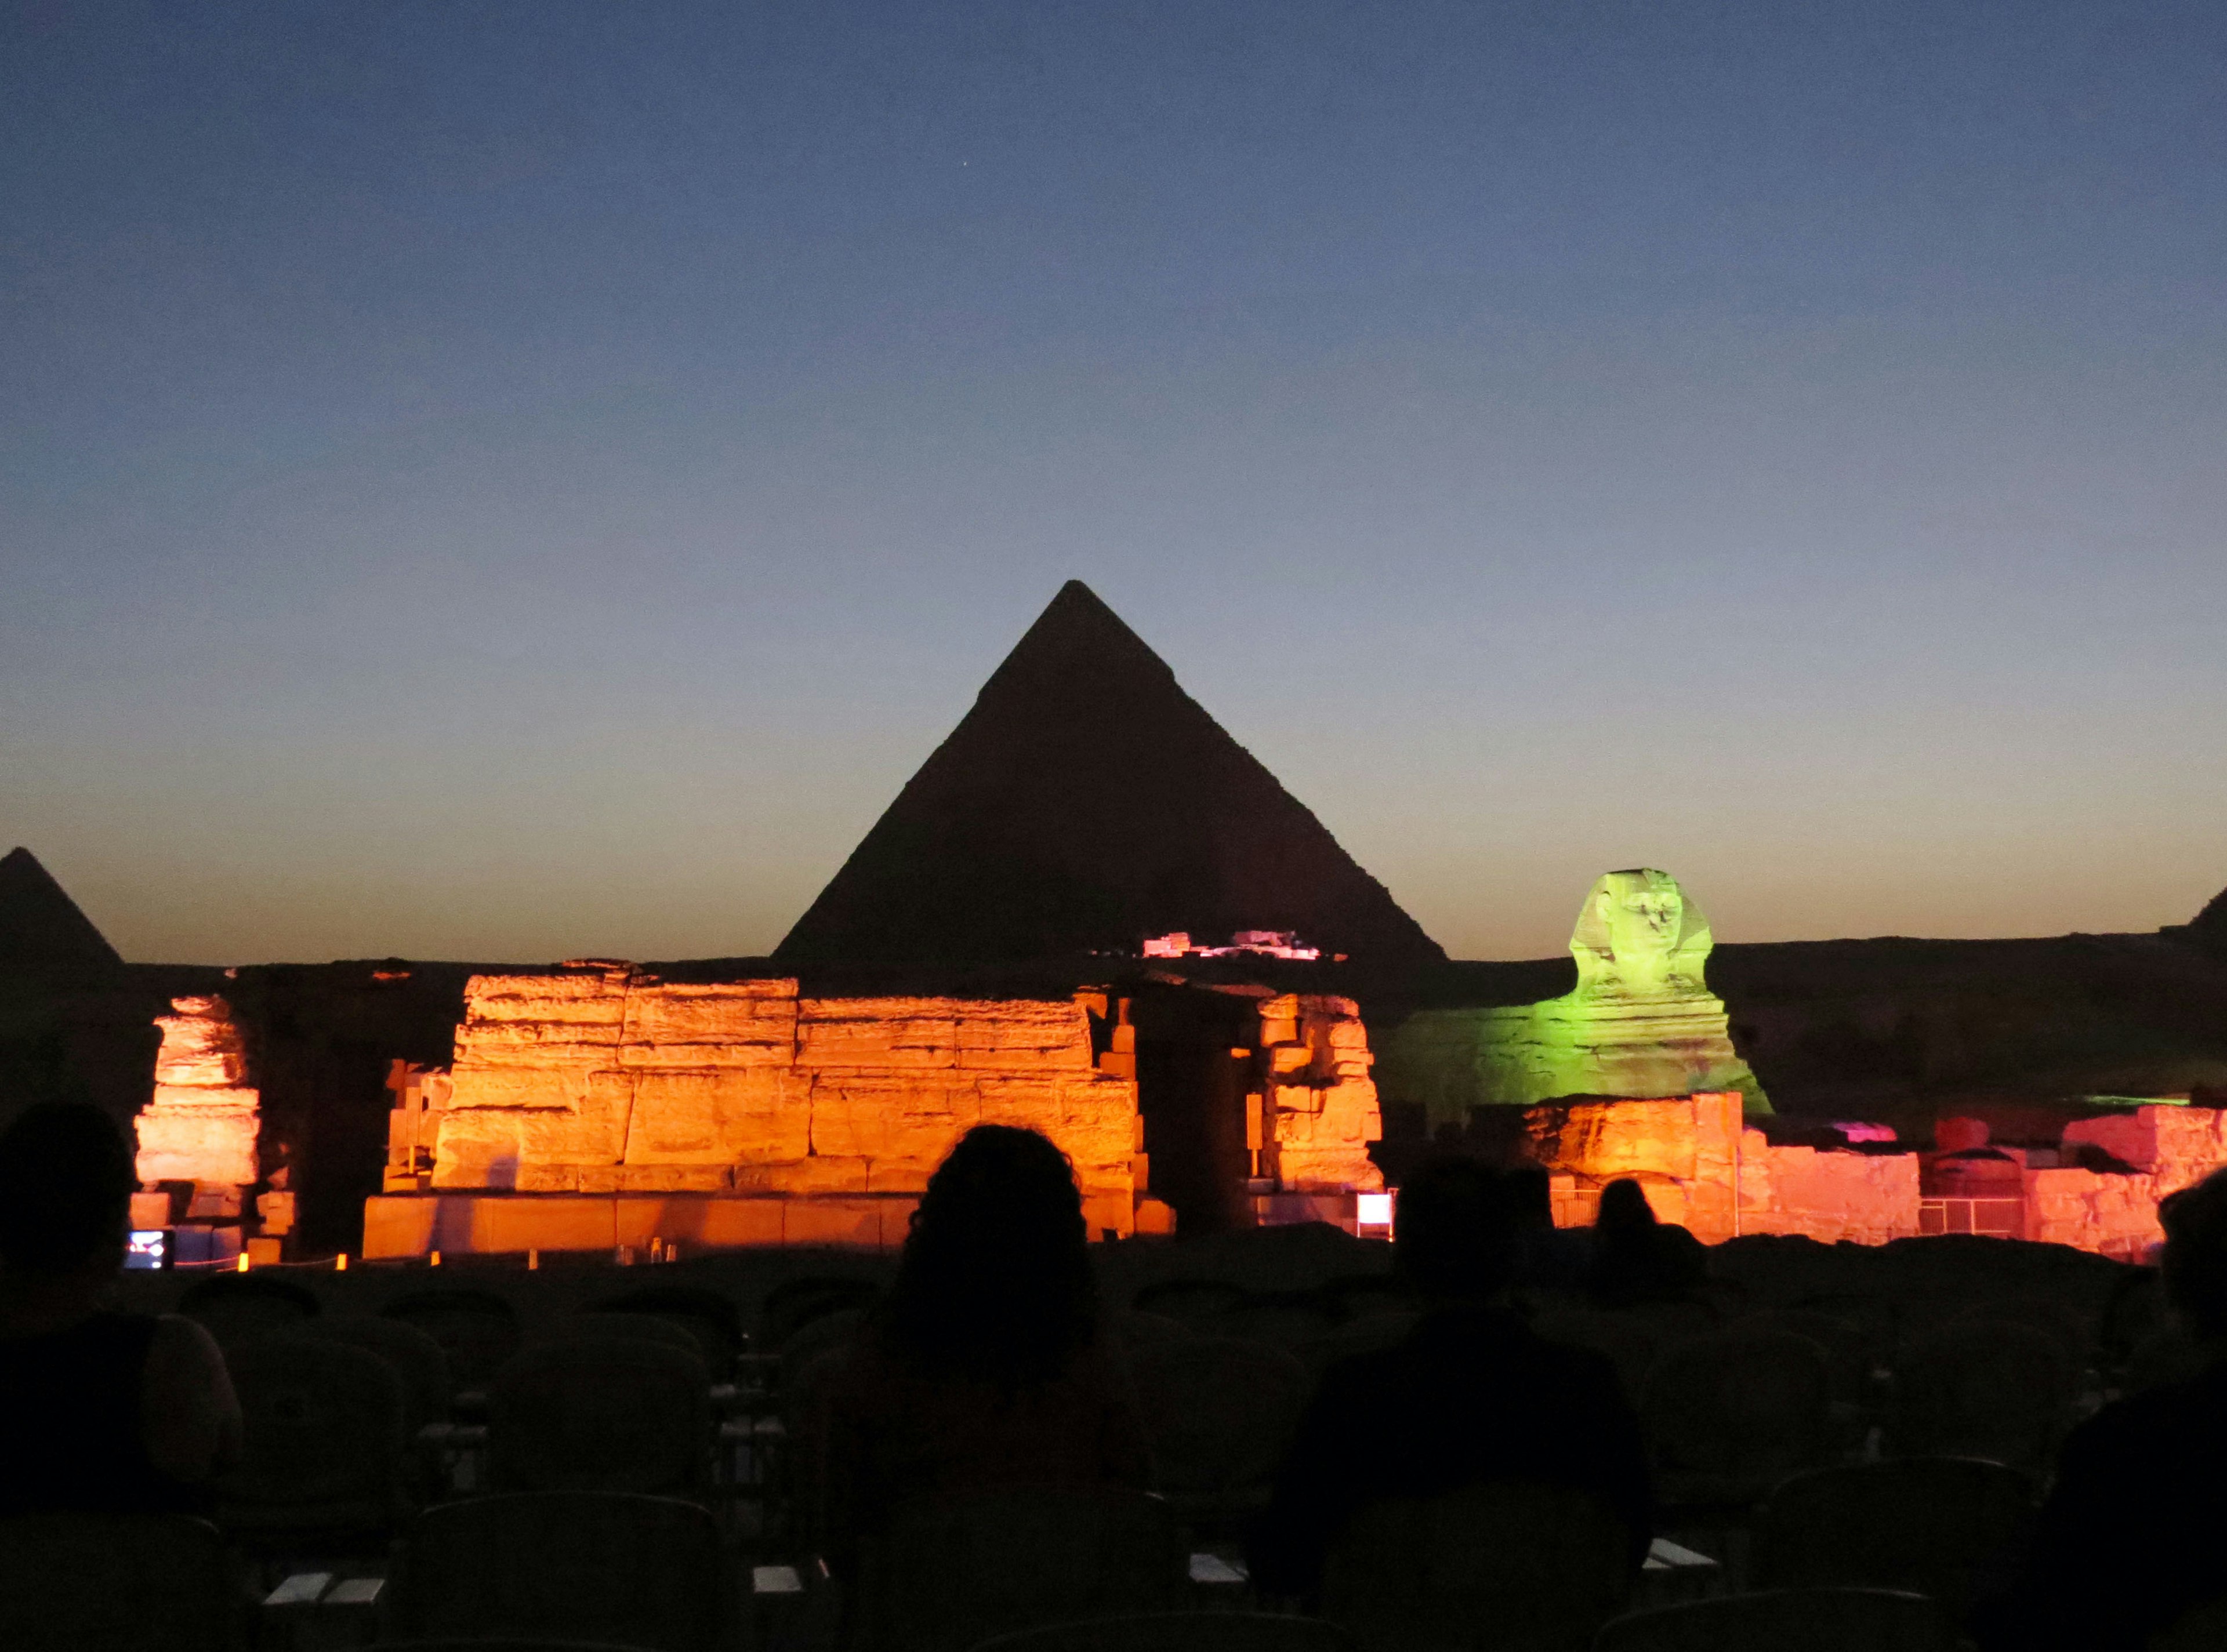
[1506,1163,1593,1290]
[803,1125,1149,1575]
[1976,1167,2227,1651]
[1247,1159,1652,1600]
[0,1102,240,1515]
[1585,1177,1708,1308]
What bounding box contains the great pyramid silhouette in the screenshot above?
[0,847,124,978]
[777,581,1445,967]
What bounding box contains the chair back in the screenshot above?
[1758,1456,2036,1619]
[1129,1337,1309,1511]
[489,1337,710,1495]
[388,1491,726,1652]
[1528,1309,1662,1406]
[760,1274,882,1349]
[570,1310,709,1357]
[1319,1480,1631,1652]
[0,1512,238,1652]
[217,1334,407,1544]
[176,1273,320,1351]
[379,1287,523,1389]
[1131,1279,1249,1330]
[862,1486,1185,1652]
[1593,1586,1954,1652]
[972,1611,1356,1652]
[1885,1319,2072,1469]
[587,1287,744,1377]
[314,1316,454,1433]
[1640,1330,1830,1506]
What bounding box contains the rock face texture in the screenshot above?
[775,581,1444,968]
[133,996,260,1206]
[403,967,1142,1239]
[1251,993,1384,1194]
[1381,869,1765,1123]
[0,847,123,981]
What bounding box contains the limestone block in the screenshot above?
[453,1025,623,1066]
[779,1155,872,1195]
[713,1070,814,1162]
[618,1164,730,1193]
[810,1077,969,1163]
[727,1159,814,1194]
[445,1063,603,1112]
[148,1084,260,1113]
[1528,1100,1699,1181]
[134,1112,257,1189]
[799,1002,960,1069]
[621,980,799,1043]
[520,1087,633,1165]
[516,1164,582,1193]
[464,973,632,1023]
[782,1199,884,1247]
[955,1002,1095,1072]
[1270,1045,1311,1075]
[431,1110,528,1189]
[623,1070,727,1161]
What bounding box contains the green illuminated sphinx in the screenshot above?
[1383,869,1769,1127]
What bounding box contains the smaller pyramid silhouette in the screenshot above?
[777,582,1445,967]
[2190,883,2227,958]
[0,847,125,978]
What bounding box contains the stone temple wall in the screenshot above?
[364,967,1141,1257]
[132,996,259,1218]
[1255,993,1384,1194]
[1525,1092,2224,1257]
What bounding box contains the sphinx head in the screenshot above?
[1572,868,1710,996]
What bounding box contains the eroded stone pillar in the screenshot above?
[133,996,260,1220]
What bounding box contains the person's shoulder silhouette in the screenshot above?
[1247,1157,1652,1599]
[0,1102,240,1516]
[1586,1177,1707,1307]
[802,1125,1148,1569]
[1976,1166,2227,1651]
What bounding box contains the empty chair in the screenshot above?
[1640,1330,1831,1511]
[0,1511,240,1652]
[1131,1278,1250,1330]
[974,1612,1356,1652]
[1129,1336,1310,1519]
[1319,1480,1633,1652]
[216,1334,408,1553]
[857,1485,1187,1652]
[1114,1309,1195,1350]
[1213,1292,1344,1349]
[312,1315,453,1435]
[568,1310,709,1357]
[1293,1310,1421,1379]
[1885,1320,2073,1470]
[489,1336,710,1496]
[760,1274,883,1350]
[587,1286,744,1377]
[1758,1457,2035,1620]
[1594,1587,1956,1652]
[386,1490,726,1652]
[379,1287,523,1391]
[176,1272,320,1351]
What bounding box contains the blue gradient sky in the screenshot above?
[5,1,2224,965]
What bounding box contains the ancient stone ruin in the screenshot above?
[130,995,260,1225]
[1381,868,1766,1121]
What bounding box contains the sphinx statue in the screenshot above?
[1382,869,1767,1128]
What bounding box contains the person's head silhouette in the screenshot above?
[886,1124,1097,1387]
[2160,1166,2227,1345]
[1595,1178,1659,1235]
[1392,1157,1516,1303]
[0,1102,135,1288]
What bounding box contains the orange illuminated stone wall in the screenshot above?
[132,996,259,1217]
[1254,993,1384,1194]
[2029,1106,2227,1258]
[376,967,1140,1252]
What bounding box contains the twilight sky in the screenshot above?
[5,1,2224,967]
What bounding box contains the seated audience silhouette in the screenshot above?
[1976,1166,2227,1651]
[0,1102,240,1515]
[1586,1177,1709,1308]
[802,1125,1149,1574]
[1247,1158,1652,1600]
[1506,1164,1592,1290]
